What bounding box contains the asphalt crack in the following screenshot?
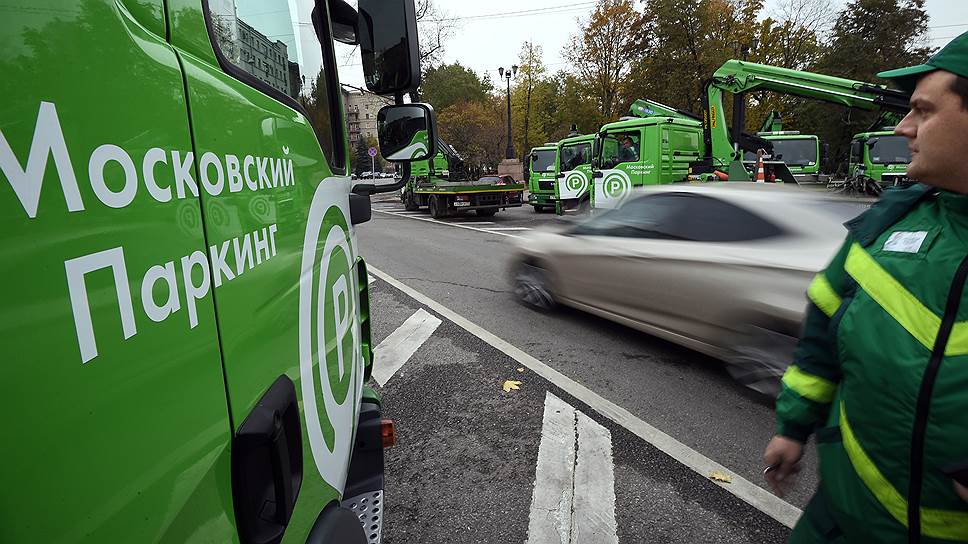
[398,277,509,294]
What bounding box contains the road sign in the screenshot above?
[368,147,378,158]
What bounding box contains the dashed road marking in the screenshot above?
[367,265,802,529]
[371,308,442,386]
[374,210,522,238]
[528,392,617,544]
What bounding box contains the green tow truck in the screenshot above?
[402,138,525,218]
[526,144,559,212]
[554,132,596,214]
[2,0,444,541]
[588,100,704,209]
[691,60,910,183]
[848,130,912,187]
[743,112,829,183]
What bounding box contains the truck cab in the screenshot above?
[554,133,595,214]
[1,0,437,542]
[849,131,912,186]
[591,117,703,209]
[744,131,827,183]
[526,144,559,212]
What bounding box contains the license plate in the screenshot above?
[454,201,470,207]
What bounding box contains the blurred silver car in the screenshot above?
[511,183,871,394]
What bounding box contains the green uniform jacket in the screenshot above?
[777,184,968,543]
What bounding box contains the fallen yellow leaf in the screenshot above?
[517,367,525,373]
[710,471,732,483]
[502,380,522,392]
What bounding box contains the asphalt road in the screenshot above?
[360,194,816,542]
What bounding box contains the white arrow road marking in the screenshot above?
[368,265,802,528]
[528,392,617,544]
[371,308,441,386]
[368,274,376,286]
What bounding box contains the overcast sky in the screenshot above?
[336,0,964,89]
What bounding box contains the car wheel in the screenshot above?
[476,208,497,217]
[429,196,444,218]
[513,262,557,311]
[725,325,798,397]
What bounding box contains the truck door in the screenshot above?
[595,129,643,209]
[1,1,234,541]
[167,0,367,539]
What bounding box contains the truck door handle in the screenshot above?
[592,171,604,178]
[557,173,565,178]
[232,375,303,544]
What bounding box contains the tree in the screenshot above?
[797,0,933,171]
[437,98,506,178]
[563,0,645,120]
[420,63,489,112]
[514,41,546,154]
[411,0,458,100]
[352,136,382,177]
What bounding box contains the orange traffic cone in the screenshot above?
[755,157,766,182]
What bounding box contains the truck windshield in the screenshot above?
[560,143,591,171]
[869,136,911,165]
[531,150,556,173]
[769,138,817,166]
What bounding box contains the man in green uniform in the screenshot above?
[764,32,968,543]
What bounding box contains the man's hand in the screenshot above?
[764,435,803,497]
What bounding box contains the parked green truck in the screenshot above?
[848,130,912,186]
[526,144,559,212]
[1,0,439,542]
[402,139,525,217]
[554,133,596,213]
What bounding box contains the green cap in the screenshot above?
[878,31,968,92]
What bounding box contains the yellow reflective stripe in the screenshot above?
[840,402,968,540]
[845,243,940,351]
[807,273,842,318]
[945,322,968,356]
[781,365,836,403]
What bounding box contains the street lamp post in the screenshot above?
[499,65,517,159]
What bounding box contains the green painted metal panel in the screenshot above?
[0,0,235,541]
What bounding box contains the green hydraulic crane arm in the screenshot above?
[629,98,702,121]
[759,110,783,132]
[697,59,911,171]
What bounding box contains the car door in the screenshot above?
[1,1,233,541]
[167,0,366,539]
[602,193,787,345]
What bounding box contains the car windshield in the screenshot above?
[869,136,911,165]
[531,149,556,172]
[769,138,817,166]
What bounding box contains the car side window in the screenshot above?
[206,0,345,171]
[571,194,686,238]
[662,195,784,242]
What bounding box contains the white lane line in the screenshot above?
[367,265,802,529]
[371,308,441,387]
[573,410,617,543]
[455,221,495,225]
[374,209,521,238]
[368,274,376,285]
[528,392,617,544]
[482,227,531,231]
[528,393,578,544]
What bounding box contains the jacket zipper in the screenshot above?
[908,253,968,543]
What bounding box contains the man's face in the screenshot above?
[895,71,968,191]
[621,138,632,148]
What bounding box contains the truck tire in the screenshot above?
[404,189,419,211]
[476,208,497,217]
[429,196,445,218]
[533,205,545,213]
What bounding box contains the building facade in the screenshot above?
[342,89,390,145]
[236,19,292,97]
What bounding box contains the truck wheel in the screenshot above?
[476,208,497,217]
[404,190,419,211]
[513,262,556,311]
[429,196,445,218]
[578,197,591,213]
[533,205,544,213]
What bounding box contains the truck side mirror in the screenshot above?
[328,0,359,44]
[358,0,420,95]
[377,103,438,162]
